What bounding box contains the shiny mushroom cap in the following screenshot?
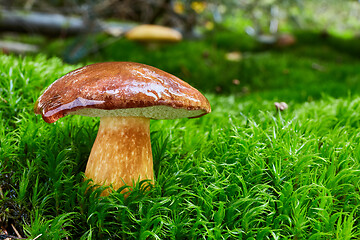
[35,62,211,123]
[125,24,182,43]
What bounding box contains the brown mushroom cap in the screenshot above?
[125,24,182,43]
[35,62,211,123]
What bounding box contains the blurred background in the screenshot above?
[1,0,360,98]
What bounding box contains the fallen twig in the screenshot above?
[10,224,21,239]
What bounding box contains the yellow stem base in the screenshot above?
[85,116,153,195]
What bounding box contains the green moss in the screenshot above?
[1,32,360,238]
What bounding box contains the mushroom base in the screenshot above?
[85,116,153,195]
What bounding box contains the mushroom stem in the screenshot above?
[85,116,153,194]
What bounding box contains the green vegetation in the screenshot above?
[1,31,360,239]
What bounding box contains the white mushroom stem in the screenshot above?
[85,116,153,194]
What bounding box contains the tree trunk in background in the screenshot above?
[0,9,135,37]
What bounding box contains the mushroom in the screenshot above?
[274,102,288,111]
[35,62,211,195]
[276,34,296,47]
[125,24,182,49]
